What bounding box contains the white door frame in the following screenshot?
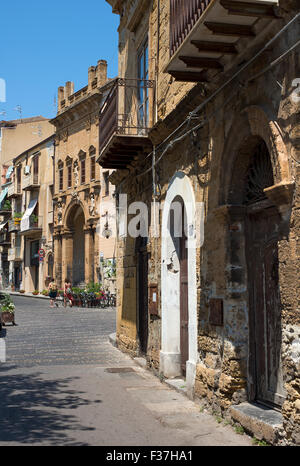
[160,172,197,396]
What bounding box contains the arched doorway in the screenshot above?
[160,172,197,395]
[136,236,148,355]
[229,138,286,408]
[65,204,85,286]
[72,208,85,285]
[47,253,54,279]
[244,140,285,407]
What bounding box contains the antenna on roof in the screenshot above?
[14,105,22,121]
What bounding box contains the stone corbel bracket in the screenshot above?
[264,181,295,222]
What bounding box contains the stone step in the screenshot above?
[230,402,283,444]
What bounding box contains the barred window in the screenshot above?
[90,155,96,181]
[59,167,63,191]
[81,159,86,184]
[67,164,72,188]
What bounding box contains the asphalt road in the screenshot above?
[0,296,252,447]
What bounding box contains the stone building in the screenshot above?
[5,135,55,292]
[0,116,53,289]
[0,116,53,167]
[100,0,300,444]
[50,61,116,289]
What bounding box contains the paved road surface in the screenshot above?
[0,296,252,446]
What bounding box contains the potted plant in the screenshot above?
[0,294,16,326]
[30,214,39,227]
[19,290,25,294]
[32,290,39,296]
[13,212,23,225]
[2,200,11,212]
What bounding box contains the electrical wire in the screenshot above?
[136,37,300,178]
[116,13,300,187]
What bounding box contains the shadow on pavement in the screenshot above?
[0,365,100,445]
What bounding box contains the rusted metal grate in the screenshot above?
[105,367,136,373]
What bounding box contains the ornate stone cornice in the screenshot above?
[50,92,102,129]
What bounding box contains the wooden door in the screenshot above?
[180,205,188,376]
[137,238,148,354]
[246,206,286,407]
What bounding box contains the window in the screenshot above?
[90,155,96,181]
[17,166,21,184]
[48,253,54,278]
[103,171,109,196]
[81,159,86,184]
[33,154,39,184]
[67,164,72,188]
[59,165,63,192]
[30,240,40,266]
[137,40,149,128]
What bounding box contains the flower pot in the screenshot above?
[1,312,15,326]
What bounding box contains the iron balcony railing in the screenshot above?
[170,0,212,56]
[99,78,155,155]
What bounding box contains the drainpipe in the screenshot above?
[155,0,160,124]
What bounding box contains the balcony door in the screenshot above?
[16,165,22,193]
[33,155,39,184]
[137,40,149,131]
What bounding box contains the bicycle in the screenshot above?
[109,293,116,307]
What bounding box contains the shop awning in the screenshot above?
[21,198,38,232]
[0,188,8,207]
[0,220,8,231]
[5,166,14,179]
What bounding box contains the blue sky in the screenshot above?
[0,1,119,121]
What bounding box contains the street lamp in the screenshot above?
[102,211,112,239]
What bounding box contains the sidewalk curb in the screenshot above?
[109,333,117,347]
[8,292,64,301]
[108,334,188,397]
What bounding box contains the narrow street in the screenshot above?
[0,296,252,446]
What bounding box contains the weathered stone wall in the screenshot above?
[111,0,299,444]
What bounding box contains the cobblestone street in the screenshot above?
[2,295,124,367]
[0,296,252,446]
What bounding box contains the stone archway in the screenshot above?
[64,202,86,286]
[220,105,293,208]
[160,172,197,396]
[217,107,294,408]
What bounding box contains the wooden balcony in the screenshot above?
[98,78,154,169]
[167,0,280,82]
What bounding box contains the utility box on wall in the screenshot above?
[149,283,158,316]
